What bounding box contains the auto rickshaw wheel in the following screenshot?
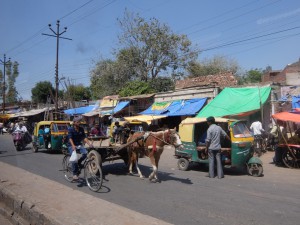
[282,148,300,169]
[247,163,263,177]
[88,150,102,173]
[177,158,189,171]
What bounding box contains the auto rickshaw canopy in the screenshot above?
[180,117,237,125]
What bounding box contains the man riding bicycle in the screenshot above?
[68,117,93,181]
[250,121,265,155]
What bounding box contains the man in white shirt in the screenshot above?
[250,121,264,135]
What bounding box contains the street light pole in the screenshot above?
[0,54,11,114]
[42,20,71,120]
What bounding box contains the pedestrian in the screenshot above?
[271,121,287,166]
[68,116,94,181]
[0,121,4,135]
[205,116,230,179]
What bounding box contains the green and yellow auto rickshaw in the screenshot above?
[175,117,263,177]
[32,121,71,153]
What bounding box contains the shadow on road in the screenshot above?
[102,162,193,185]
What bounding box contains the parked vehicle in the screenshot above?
[175,117,263,177]
[32,121,71,153]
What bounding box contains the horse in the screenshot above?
[127,128,183,182]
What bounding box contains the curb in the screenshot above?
[0,181,60,225]
[0,162,172,225]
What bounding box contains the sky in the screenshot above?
[1,0,300,101]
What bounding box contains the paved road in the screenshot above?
[0,134,299,225]
[0,213,13,225]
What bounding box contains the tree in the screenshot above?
[31,81,55,103]
[65,84,91,101]
[119,81,155,97]
[187,55,240,77]
[149,77,174,93]
[117,10,197,81]
[242,69,263,84]
[6,61,19,103]
[90,59,124,98]
[0,70,3,99]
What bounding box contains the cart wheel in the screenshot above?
[247,163,263,177]
[177,158,189,171]
[88,150,102,171]
[282,148,300,169]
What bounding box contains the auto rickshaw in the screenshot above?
[175,117,263,177]
[32,121,71,153]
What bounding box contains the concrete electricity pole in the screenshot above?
[42,20,71,120]
[0,54,11,114]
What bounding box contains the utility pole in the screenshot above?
[0,54,11,114]
[42,20,72,120]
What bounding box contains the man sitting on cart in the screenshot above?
[68,117,94,181]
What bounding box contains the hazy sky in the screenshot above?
[1,0,300,100]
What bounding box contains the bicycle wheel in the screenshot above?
[62,155,73,182]
[84,160,103,192]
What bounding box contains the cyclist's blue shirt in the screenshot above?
[67,126,86,146]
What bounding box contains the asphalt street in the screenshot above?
[0,134,299,225]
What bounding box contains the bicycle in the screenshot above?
[253,135,267,156]
[62,146,103,192]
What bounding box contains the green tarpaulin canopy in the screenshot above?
[197,86,271,118]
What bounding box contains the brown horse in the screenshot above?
[127,128,183,182]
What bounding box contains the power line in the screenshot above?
[200,26,300,52]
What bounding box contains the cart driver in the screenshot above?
[68,117,94,181]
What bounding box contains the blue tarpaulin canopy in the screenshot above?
[292,96,300,111]
[64,105,96,116]
[139,98,207,116]
[114,101,130,113]
[99,101,130,116]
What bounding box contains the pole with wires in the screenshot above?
[42,20,72,120]
[0,54,11,114]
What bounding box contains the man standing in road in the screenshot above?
[205,116,230,179]
[68,117,93,181]
[0,121,3,135]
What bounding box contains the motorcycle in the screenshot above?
[12,130,32,151]
[12,131,26,151]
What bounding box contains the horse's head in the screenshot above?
[168,128,183,149]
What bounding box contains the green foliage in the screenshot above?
[6,61,19,103]
[187,55,240,77]
[239,69,263,84]
[117,10,197,81]
[118,81,155,97]
[149,77,175,93]
[90,59,127,98]
[90,10,197,98]
[31,81,55,103]
[65,84,91,101]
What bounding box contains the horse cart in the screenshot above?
[272,111,300,169]
[86,135,144,168]
[62,129,183,191]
